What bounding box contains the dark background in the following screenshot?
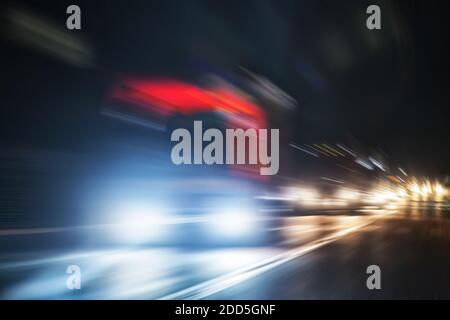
[1,0,449,176]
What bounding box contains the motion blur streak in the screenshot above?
[5,8,93,67]
[0,208,394,299]
[1,0,450,300]
[160,212,384,300]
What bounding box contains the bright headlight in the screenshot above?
[209,204,259,238]
[112,202,170,244]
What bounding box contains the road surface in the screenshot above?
[1,201,449,299]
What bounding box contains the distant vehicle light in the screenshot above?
[435,183,446,195]
[336,188,360,201]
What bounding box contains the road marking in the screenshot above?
[160,217,379,300]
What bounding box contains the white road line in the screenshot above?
[160,218,379,300]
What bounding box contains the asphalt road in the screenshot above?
[1,201,449,299]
